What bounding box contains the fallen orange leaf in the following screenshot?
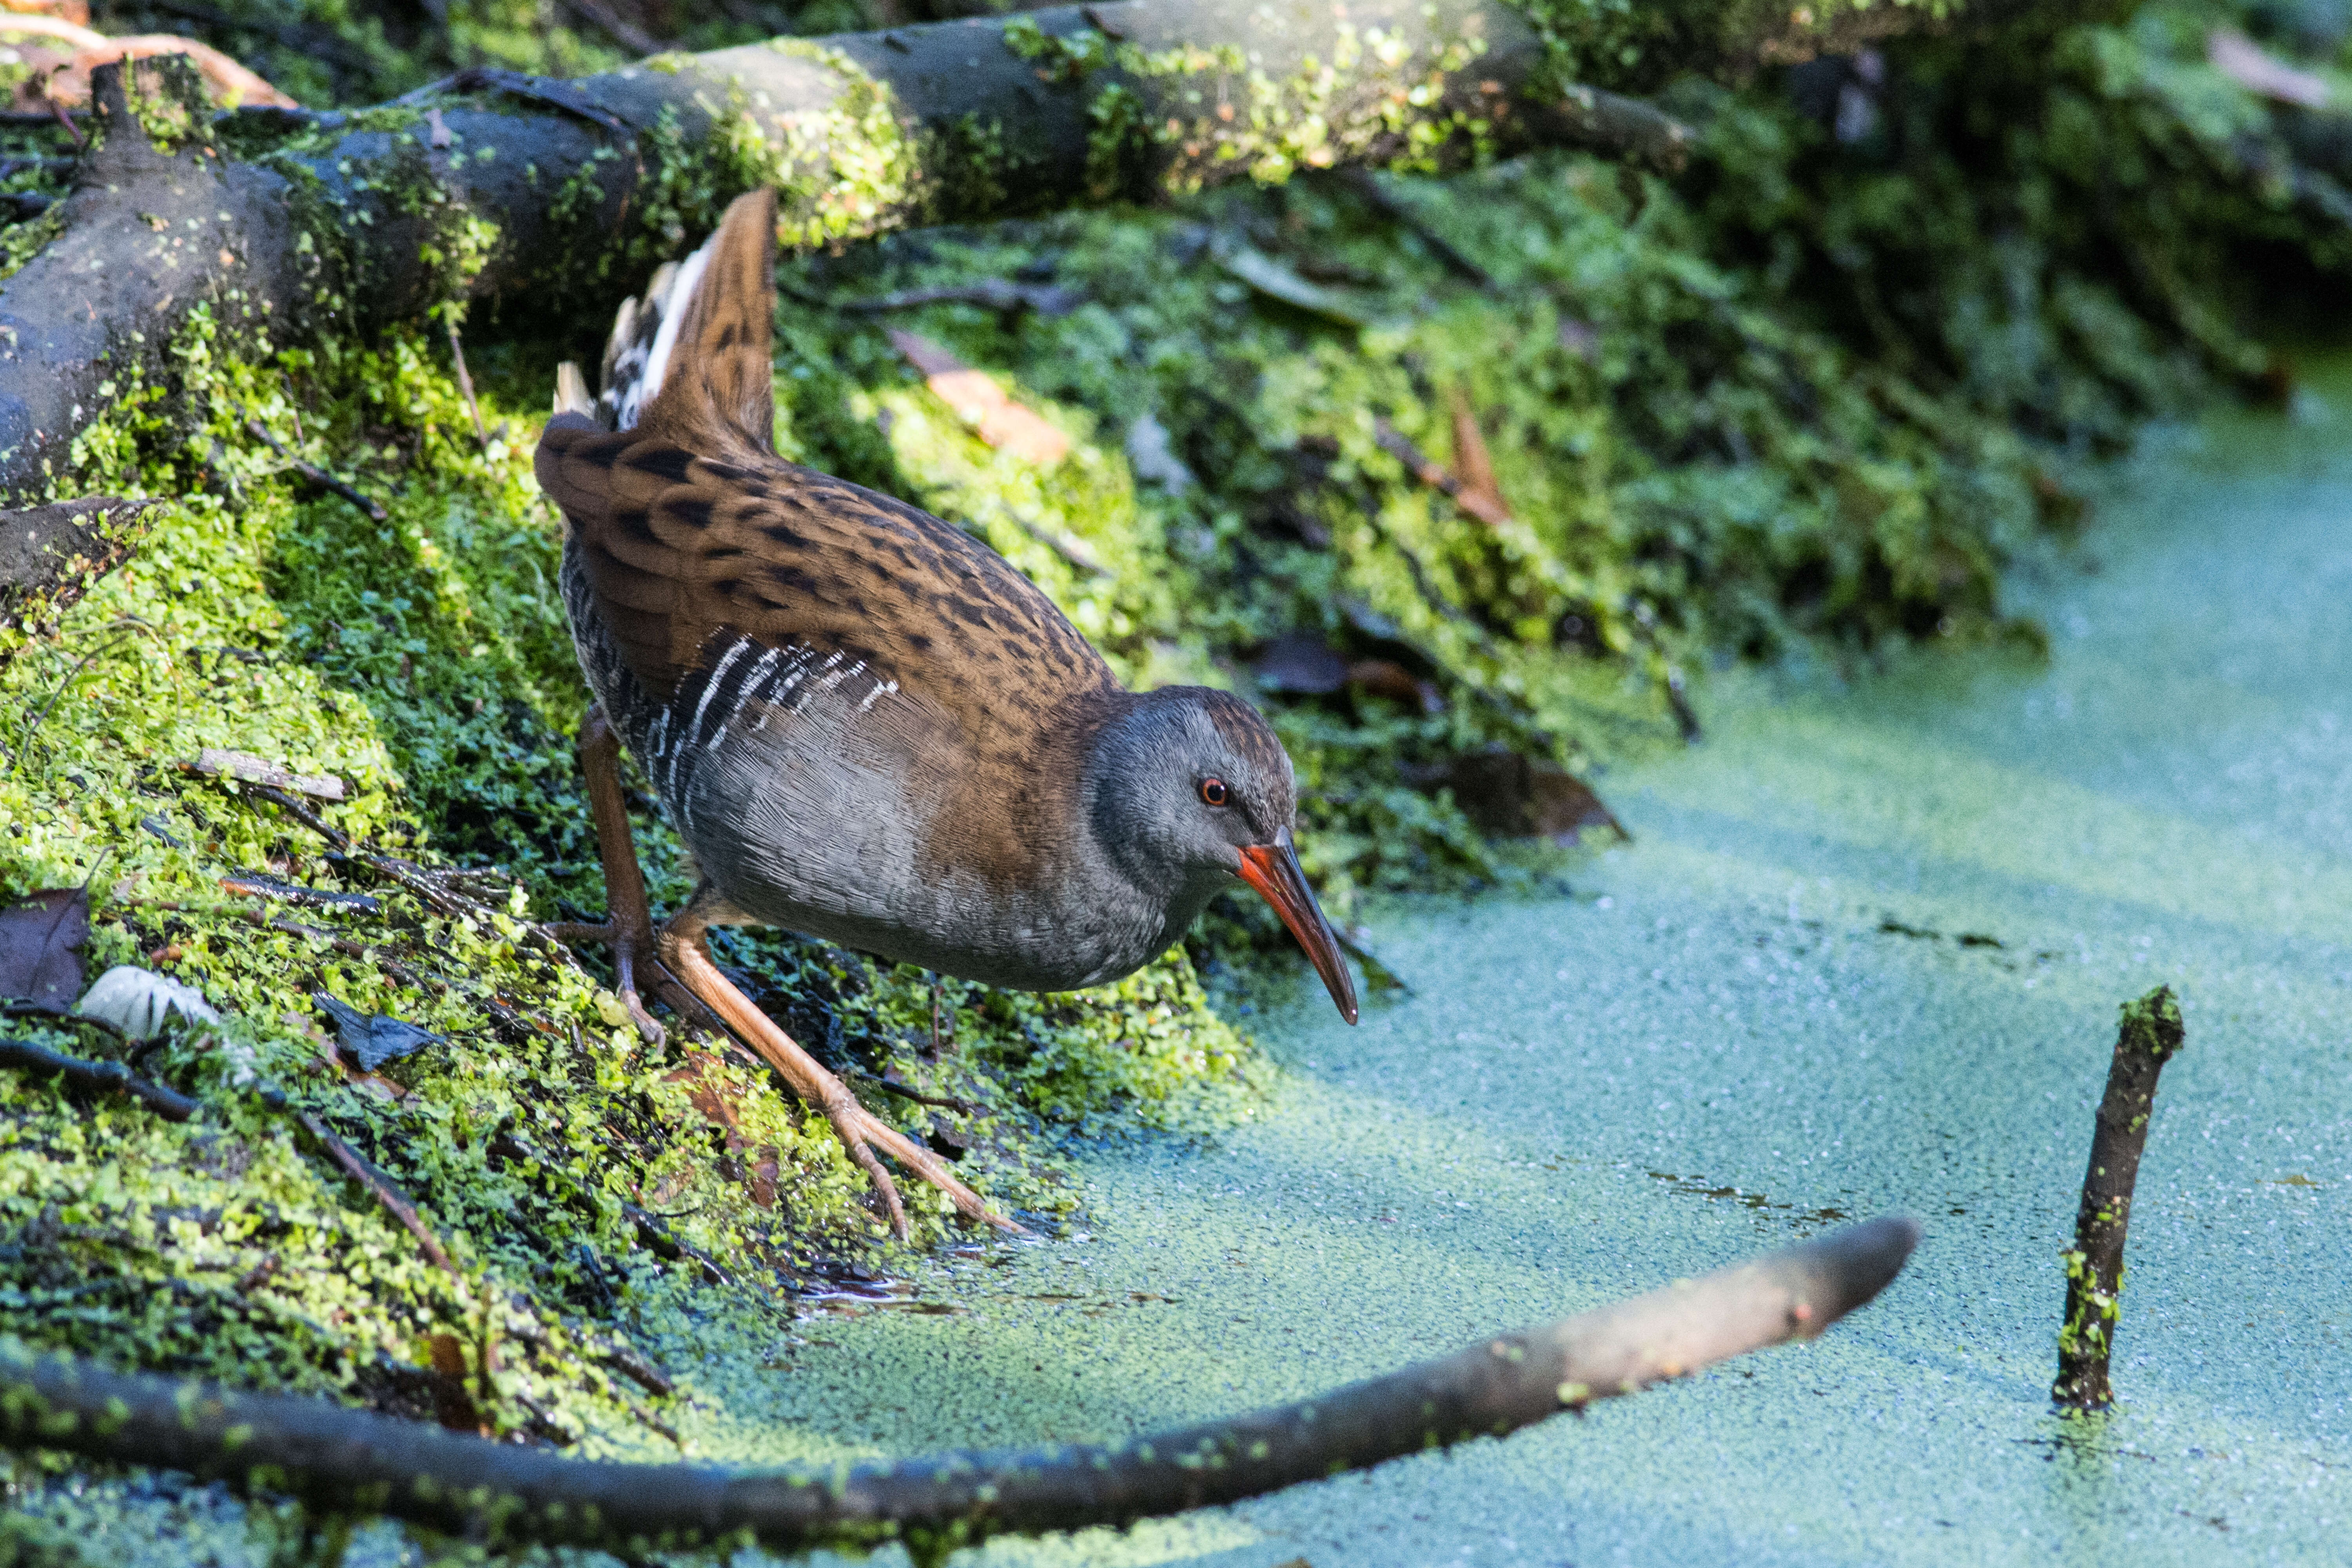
[887,330,1071,465]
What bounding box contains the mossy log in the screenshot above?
[0,1215,1917,1558]
[0,0,2065,503]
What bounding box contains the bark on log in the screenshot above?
[0,494,155,631]
[0,1215,1918,1558]
[0,1,2063,503]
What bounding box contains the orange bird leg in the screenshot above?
[660,887,1028,1241]
[543,704,676,1043]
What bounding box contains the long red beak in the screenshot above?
[1237,828,1358,1024]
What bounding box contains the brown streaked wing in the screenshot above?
[539,421,1116,725]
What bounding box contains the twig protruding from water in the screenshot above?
[2054,985,2186,1412]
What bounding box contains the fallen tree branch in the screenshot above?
[0,0,2066,501]
[0,1216,1916,1557]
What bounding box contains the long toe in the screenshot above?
[824,1100,911,1238]
[840,1096,1028,1238]
[660,913,1030,1238]
[550,920,670,1044]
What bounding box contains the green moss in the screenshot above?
[2118,984,2184,1061]
[0,207,62,285]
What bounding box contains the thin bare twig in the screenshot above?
[0,1025,199,1121]
[236,782,584,971]
[0,1218,1917,1555]
[243,420,389,524]
[294,1110,458,1276]
[5,619,154,779]
[849,1068,981,1116]
[445,315,490,447]
[2054,987,2185,1411]
[1336,168,1493,289]
[619,1201,736,1287]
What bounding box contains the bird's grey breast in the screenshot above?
[670,642,1168,990]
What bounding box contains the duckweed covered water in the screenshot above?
[645,364,2349,1565]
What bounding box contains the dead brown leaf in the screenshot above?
[1448,388,1510,524]
[0,886,87,1012]
[887,330,1071,466]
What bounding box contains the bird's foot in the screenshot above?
[543,919,668,1043]
[657,907,1027,1241]
[805,1071,1018,1241]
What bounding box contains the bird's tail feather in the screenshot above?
[551,361,593,417]
[577,189,777,452]
[637,188,778,457]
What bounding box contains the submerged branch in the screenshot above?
[0,1216,1917,1556]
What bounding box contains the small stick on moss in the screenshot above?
[0,1025,199,1121]
[2054,985,2187,1412]
[1335,168,1493,289]
[239,781,586,973]
[444,315,490,447]
[850,1067,980,1116]
[243,420,389,524]
[1542,85,1696,174]
[595,1341,675,1398]
[0,1217,1916,1556]
[187,747,348,802]
[619,1200,735,1287]
[1372,418,1512,528]
[294,1110,458,1276]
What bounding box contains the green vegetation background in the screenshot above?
[0,0,2345,1542]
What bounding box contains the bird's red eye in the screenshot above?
[1200,777,1229,807]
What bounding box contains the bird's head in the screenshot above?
[1085,687,1357,1023]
